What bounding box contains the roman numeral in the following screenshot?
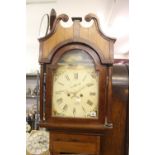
[91,72,96,79]
[87,100,93,106]
[63,104,68,111]
[90,92,96,96]
[56,98,63,105]
[86,83,94,87]
[55,90,63,94]
[74,73,78,79]
[65,75,70,81]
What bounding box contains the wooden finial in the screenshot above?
[50,9,56,30]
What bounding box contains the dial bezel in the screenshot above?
[51,49,99,119]
[45,44,107,124]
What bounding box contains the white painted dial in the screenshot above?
[52,50,99,119]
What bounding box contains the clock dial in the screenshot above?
[52,50,99,119]
[26,131,49,154]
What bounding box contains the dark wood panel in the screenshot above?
[50,132,100,154]
[100,65,129,155]
[100,86,128,155]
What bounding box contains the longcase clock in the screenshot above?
[38,9,116,155]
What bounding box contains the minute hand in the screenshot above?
[75,86,85,94]
[75,83,94,94]
[72,83,94,97]
[70,86,86,98]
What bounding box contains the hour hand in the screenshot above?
[71,86,85,97]
[76,86,85,93]
[75,83,94,94]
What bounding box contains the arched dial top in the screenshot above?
[52,50,99,119]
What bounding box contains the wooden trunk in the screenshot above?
[38,9,128,155]
[100,64,129,155]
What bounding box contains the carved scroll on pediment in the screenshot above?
[85,13,116,42]
[39,9,116,64]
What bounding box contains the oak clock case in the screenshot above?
[38,9,116,155]
[46,46,107,125]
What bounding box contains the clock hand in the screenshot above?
[70,86,85,98]
[76,86,85,93]
[73,82,93,94]
[76,82,95,93]
[71,82,94,98]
